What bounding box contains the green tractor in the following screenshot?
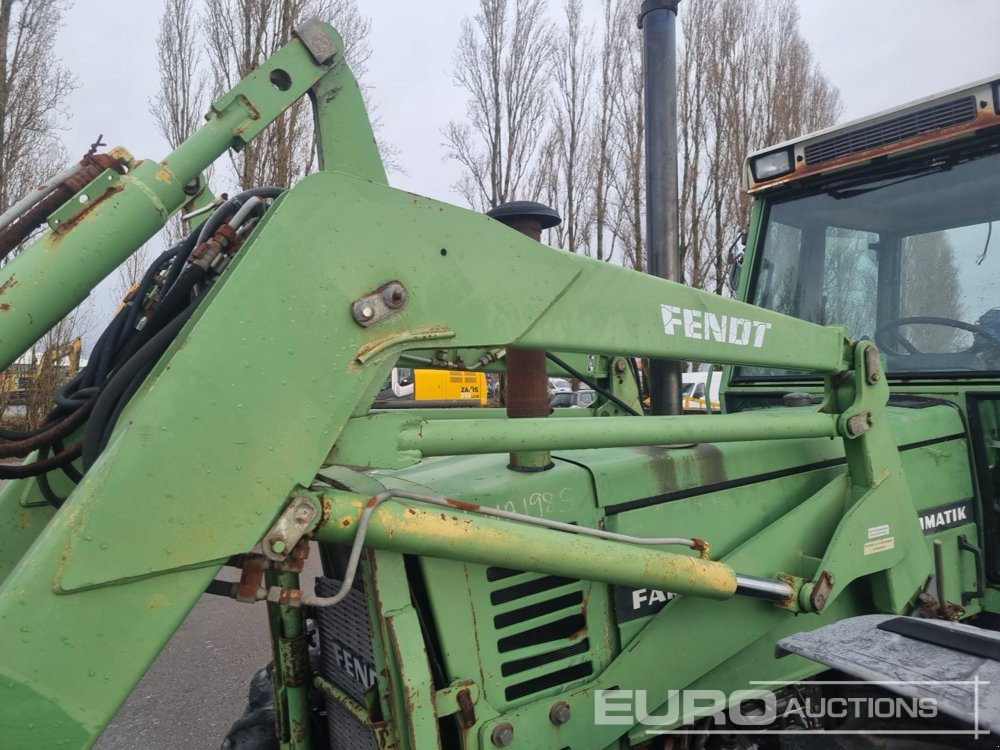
[2,17,1000,750]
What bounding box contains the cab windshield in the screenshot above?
[744,143,1000,378]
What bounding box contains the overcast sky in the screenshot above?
[49,0,1000,347]
[56,0,1000,203]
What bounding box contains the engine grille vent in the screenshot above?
[485,566,594,703]
[804,95,978,166]
[315,577,378,750]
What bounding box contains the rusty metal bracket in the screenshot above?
[236,555,267,603]
[433,680,481,721]
[351,281,408,328]
[809,570,836,612]
[47,168,124,232]
[260,495,322,561]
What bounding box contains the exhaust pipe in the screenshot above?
[639,0,683,415]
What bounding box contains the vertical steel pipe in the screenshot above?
[486,201,561,471]
[640,0,683,415]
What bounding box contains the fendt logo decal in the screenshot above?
[661,305,772,348]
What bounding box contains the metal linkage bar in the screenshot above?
[397,410,839,457]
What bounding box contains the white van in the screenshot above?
[682,372,721,412]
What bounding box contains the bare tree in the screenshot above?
[24,306,89,426]
[134,0,212,290]
[0,0,74,257]
[109,245,153,308]
[678,0,841,294]
[605,0,644,271]
[0,0,85,423]
[152,0,207,154]
[543,0,595,253]
[589,0,625,263]
[204,0,373,190]
[444,0,554,210]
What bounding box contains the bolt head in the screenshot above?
[382,283,407,309]
[491,723,514,747]
[269,539,287,554]
[549,701,571,725]
[360,305,375,320]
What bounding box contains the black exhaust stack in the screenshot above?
[639,0,682,415]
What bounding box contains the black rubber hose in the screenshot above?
[0,441,82,480]
[82,302,197,468]
[37,437,82,507]
[53,384,98,411]
[86,309,129,387]
[57,438,84,483]
[107,264,207,372]
[0,396,95,459]
[151,231,201,311]
[117,246,183,349]
[0,419,56,441]
[97,356,158,458]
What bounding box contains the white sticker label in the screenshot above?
[868,524,891,540]
[864,537,895,555]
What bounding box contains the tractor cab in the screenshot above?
[729,76,1000,402]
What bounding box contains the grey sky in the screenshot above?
[57,1,1000,203]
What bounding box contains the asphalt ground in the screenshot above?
[95,565,274,750]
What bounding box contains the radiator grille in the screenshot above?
[315,577,377,750]
[804,95,978,166]
[485,566,594,703]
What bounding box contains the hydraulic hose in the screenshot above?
[82,301,198,468]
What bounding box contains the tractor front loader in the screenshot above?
[1,19,999,750]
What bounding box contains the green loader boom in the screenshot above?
[1,20,999,750]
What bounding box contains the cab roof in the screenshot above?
[744,75,1000,193]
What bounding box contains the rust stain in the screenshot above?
[154,168,173,184]
[568,624,589,641]
[0,303,9,312]
[20,511,30,529]
[446,498,481,512]
[691,537,711,560]
[0,275,18,295]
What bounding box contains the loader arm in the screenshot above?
[0,21,931,749]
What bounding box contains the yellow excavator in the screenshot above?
[1,337,82,407]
